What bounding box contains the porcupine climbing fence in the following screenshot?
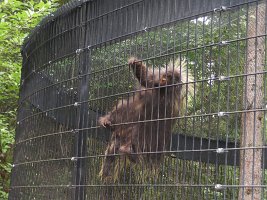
[9,0,267,199]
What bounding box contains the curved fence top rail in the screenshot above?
[22,0,257,54]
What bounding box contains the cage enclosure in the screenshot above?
[9,0,267,199]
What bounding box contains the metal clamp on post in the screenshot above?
[214,6,229,13]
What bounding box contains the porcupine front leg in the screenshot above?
[98,98,125,129]
[98,105,124,181]
[128,57,157,88]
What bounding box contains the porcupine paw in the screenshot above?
[98,116,111,128]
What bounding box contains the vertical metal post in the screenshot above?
[74,4,91,200]
[74,50,90,200]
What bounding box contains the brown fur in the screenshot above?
[98,57,183,180]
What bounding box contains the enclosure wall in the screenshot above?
[10,0,267,200]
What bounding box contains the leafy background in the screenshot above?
[0,0,70,199]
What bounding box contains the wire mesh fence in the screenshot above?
[9,0,267,199]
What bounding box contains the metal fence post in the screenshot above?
[74,4,91,200]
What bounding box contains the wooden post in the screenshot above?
[239,2,266,200]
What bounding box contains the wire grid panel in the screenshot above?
[10,0,267,200]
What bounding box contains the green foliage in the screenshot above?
[0,0,62,199]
